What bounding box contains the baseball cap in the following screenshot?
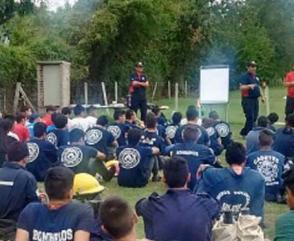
[135,62,143,67]
[247,61,257,67]
[7,142,29,162]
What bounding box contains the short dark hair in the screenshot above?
[202,118,214,129]
[53,114,68,129]
[146,112,156,129]
[151,106,160,116]
[172,112,182,125]
[186,106,198,121]
[257,116,269,128]
[73,104,85,116]
[61,107,71,116]
[20,106,30,113]
[127,128,143,146]
[286,114,294,128]
[225,142,246,165]
[283,165,294,195]
[183,125,199,142]
[113,110,125,121]
[7,142,29,162]
[163,156,189,188]
[126,109,134,120]
[259,129,273,147]
[100,196,134,239]
[44,167,74,200]
[34,122,47,138]
[209,111,220,120]
[15,112,26,123]
[0,119,13,133]
[267,112,279,124]
[46,105,56,113]
[70,129,85,143]
[97,115,109,126]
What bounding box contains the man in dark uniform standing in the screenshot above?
[129,62,149,122]
[240,61,264,137]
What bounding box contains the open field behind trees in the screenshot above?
[99,87,289,240]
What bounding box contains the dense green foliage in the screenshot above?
[0,0,293,104]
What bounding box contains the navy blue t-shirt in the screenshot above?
[141,129,166,153]
[130,72,148,99]
[174,124,210,146]
[26,139,58,181]
[197,167,265,218]
[136,190,220,241]
[46,129,70,148]
[85,126,114,156]
[17,201,98,241]
[58,144,98,175]
[240,72,261,98]
[165,124,180,144]
[206,127,223,156]
[107,123,129,146]
[213,121,232,149]
[117,145,153,187]
[169,141,215,190]
[0,162,38,221]
[273,127,294,160]
[247,150,285,201]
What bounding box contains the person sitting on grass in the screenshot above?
[26,122,58,181]
[117,128,159,188]
[246,115,270,154]
[100,196,149,241]
[247,129,285,202]
[125,109,142,129]
[168,125,217,190]
[196,142,265,219]
[15,166,98,241]
[70,104,89,132]
[136,156,220,241]
[275,165,294,241]
[59,129,116,181]
[165,111,182,145]
[267,112,279,132]
[46,113,70,148]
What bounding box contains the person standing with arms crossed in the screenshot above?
[240,61,264,137]
[284,63,294,117]
[129,62,149,122]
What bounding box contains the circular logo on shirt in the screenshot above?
[119,148,141,169]
[26,142,39,163]
[255,156,279,183]
[61,147,83,168]
[166,126,177,139]
[214,122,230,138]
[47,132,57,146]
[85,129,103,145]
[107,126,121,140]
[206,127,216,137]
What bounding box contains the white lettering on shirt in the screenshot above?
[32,229,73,241]
[175,150,199,157]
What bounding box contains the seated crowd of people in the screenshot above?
[0,104,293,241]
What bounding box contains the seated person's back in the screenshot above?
[197,142,265,218]
[15,167,98,241]
[117,128,159,187]
[247,130,285,202]
[136,156,220,241]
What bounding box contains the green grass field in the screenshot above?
[100,87,289,240]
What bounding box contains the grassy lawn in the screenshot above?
[100,87,289,240]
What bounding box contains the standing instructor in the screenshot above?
[284,63,294,117]
[240,61,264,137]
[129,62,149,122]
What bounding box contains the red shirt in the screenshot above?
[42,114,53,126]
[286,71,294,97]
[13,123,29,142]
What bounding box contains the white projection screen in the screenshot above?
[200,65,229,104]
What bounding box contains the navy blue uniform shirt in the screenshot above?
[117,145,153,187]
[213,120,232,149]
[174,124,210,146]
[169,141,215,190]
[165,124,180,144]
[240,72,261,98]
[273,127,294,160]
[107,123,129,146]
[197,167,265,218]
[17,200,99,241]
[206,127,223,156]
[247,150,285,201]
[130,72,148,100]
[141,129,166,153]
[136,190,220,241]
[26,139,58,181]
[85,126,114,156]
[46,129,70,148]
[0,162,38,221]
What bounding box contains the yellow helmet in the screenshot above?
[73,173,105,196]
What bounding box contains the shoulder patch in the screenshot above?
[26,142,40,163]
[214,122,230,138]
[47,132,57,146]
